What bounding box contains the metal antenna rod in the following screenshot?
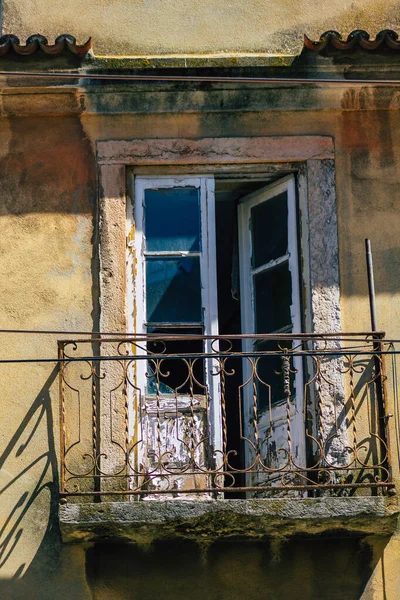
[365,238,378,332]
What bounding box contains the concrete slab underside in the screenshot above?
[60,497,399,543]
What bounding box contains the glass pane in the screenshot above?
[251,192,288,268]
[146,327,205,394]
[145,187,201,252]
[254,262,292,333]
[146,257,202,323]
[254,339,294,410]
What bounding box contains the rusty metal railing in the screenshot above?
[58,333,395,499]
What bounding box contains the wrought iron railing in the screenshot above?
[59,333,395,499]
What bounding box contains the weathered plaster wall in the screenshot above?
[2,0,400,56]
[77,86,400,337]
[0,112,96,597]
[1,80,400,598]
[85,538,377,600]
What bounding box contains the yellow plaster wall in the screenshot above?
[361,535,400,599]
[0,113,95,593]
[2,0,400,56]
[1,88,400,596]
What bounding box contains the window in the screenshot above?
[133,176,218,339]
[131,175,300,344]
[237,177,305,481]
[128,173,305,492]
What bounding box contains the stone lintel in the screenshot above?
[59,497,399,543]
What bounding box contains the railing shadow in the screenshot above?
[0,365,62,593]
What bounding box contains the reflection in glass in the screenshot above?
[254,262,291,333]
[251,192,288,268]
[146,328,205,394]
[146,257,202,323]
[145,187,201,252]
[254,339,294,410]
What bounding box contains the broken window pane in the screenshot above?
[146,327,205,393]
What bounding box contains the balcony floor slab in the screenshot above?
[59,496,399,543]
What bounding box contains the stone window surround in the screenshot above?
[95,135,341,485]
[97,135,340,340]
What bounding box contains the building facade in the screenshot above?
[1,3,400,599]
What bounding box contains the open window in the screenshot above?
[238,177,305,485]
[128,174,305,495]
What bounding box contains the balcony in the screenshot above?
[58,333,399,542]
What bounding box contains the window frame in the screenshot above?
[234,176,307,480]
[238,174,301,339]
[132,176,219,338]
[129,173,306,477]
[96,135,339,485]
[129,175,223,462]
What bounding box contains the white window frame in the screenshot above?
[128,175,222,462]
[237,175,306,474]
[132,176,218,336]
[238,174,301,338]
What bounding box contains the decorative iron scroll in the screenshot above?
[58,333,394,499]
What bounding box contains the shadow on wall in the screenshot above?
[0,361,91,600]
[86,536,390,600]
[0,112,97,598]
[0,366,61,596]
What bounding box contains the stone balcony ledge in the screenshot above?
[60,496,399,543]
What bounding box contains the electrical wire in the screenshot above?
[1,71,400,86]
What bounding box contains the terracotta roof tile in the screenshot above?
[304,30,400,52]
[1,30,398,59]
[0,34,92,57]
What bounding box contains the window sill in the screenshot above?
[59,496,399,543]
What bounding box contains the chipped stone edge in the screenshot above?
[59,497,399,543]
